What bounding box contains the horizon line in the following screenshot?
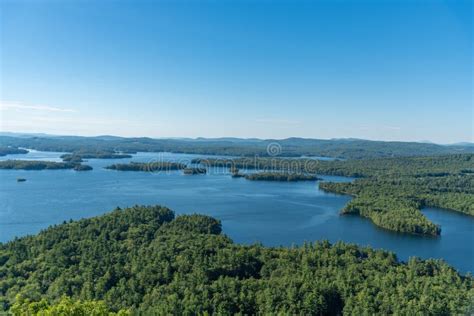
[0,130,471,146]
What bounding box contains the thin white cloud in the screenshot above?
[0,101,77,113]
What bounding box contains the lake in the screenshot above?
[0,150,472,273]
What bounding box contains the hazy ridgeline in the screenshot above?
[1,135,473,160]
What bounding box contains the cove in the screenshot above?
[0,151,472,273]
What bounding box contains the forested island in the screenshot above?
[183,167,207,175]
[105,161,187,172]
[196,154,474,236]
[244,172,320,182]
[72,164,94,171]
[61,150,132,163]
[0,146,28,157]
[1,205,472,315]
[0,160,93,171]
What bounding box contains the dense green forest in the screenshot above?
[197,154,474,235]
[1,206,472,315]
[315,156,473,235]
[10,296,128,315]
[0,160,93,171]
[244,172,320,182]
[1,135,472,159]
[105,162,186,172]
[0,146,28,157]
[194,154,474,177]
[317,155,474,235]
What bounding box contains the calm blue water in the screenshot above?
[0,151,472,273]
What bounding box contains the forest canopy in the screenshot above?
[0,146,28,157]
[61,150,132,163]
[1,205,472,315]
[105,162,186,172]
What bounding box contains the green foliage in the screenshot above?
[162,213,222,235]
[199,154,474,235]
[61,150,132,163]
[0,160,93,171]
[10,295,129,315]
[0,146,28,157]
[105,162,186,172]
[319,168,473,235]
[2,135,473,160]
[1,206,472,315]
[244,172,320,182]
[335,188,441,235]
[196,154,474,178]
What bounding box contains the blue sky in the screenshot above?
[0,0,472,143]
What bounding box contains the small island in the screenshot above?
[0,160,93,171]
[105,161,187,172]
[183,167,207,175]
[60,155,84,163]
[73,164,93,171]
[61,151,132,162]
[244,172,321,182]
[230,167,245,178]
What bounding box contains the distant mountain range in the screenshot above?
[451,142,474,147]
[1,132,470,146]
[0,132,472,159]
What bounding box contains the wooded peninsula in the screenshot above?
[0,146,28,157]
[1,205,472,315]
[244,172,320,182]
[0,160,93,171]
[196,154,474,236]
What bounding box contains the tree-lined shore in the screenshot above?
[2,205,472,315]
[0,160,93,171]
[196,154,474,235]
